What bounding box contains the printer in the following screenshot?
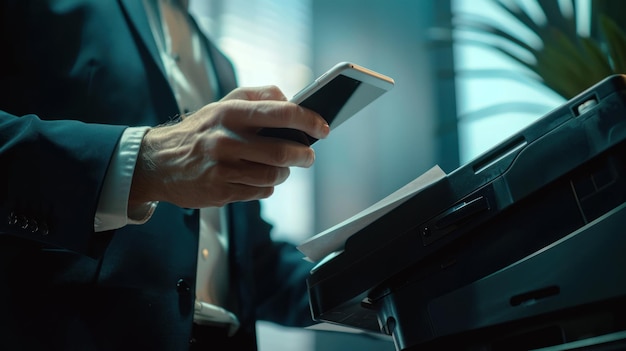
[303,74,626,350]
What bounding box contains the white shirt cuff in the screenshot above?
[94,126,158,232]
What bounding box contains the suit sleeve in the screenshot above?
[254,238,317,327]
[0,110,127,256]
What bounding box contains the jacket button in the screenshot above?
[176,279,190,294]
[40,223,49,236]
[7,212,17,225]
[17,215,28,229]
[28,219,38,233]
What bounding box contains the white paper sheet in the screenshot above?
[298,165,447,262]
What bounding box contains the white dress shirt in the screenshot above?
[95,0,239,335]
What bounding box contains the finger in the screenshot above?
[204,183,277,207]
[216,161,291,187]
[203,124,316,168]
[221,99,330,141]
[228,137,316,168]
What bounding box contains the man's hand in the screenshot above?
[129,86,330,208]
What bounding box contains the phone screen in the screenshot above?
[300,74,360,125]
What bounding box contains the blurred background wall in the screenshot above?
[189,0,576,350]
[310,0,458,234]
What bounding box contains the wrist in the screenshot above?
[129,127,161,206]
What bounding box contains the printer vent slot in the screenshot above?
[421,195,490,246]
[510,285,560,307]
[473,137,527,174]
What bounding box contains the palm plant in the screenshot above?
[452,0,626,100]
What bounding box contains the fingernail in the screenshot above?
[320,123,330,138]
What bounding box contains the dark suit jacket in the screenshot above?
[0,1,315,350]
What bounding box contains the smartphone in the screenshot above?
[258,62,395,145]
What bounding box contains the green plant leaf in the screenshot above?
[448,0,626,104]
[600,14,626,73]
[535,29,612,97]
[493,1,543,37]
[537,0,577,42]
[579,36,614,80]
[453,14,537,54]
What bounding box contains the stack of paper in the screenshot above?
[297,165,447,263]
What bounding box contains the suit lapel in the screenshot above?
[119,0,237,99]
[117,0,168,80]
